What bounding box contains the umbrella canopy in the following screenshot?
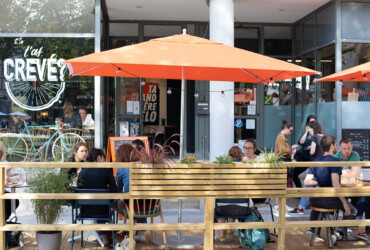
[66,33,319,83]
[319,61,370,82]
[0,112,7,116]
[9,111,29,116]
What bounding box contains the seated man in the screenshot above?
[334,138,365,220]
[304,135,357,245]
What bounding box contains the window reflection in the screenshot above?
[0,0,95,33]
[342,43,370,102]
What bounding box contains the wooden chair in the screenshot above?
[309,206,339,248]
[121,199,166,246]
[63,128,93,148]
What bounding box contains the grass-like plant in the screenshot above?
[213,153,235,165]
[138,133,179,168]
[28,169,74,225]
[259,148,283,169]
[181,154,197,166]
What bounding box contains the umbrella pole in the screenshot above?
[152,67,203,247]
[178,67,185,240]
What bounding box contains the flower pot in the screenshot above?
[36,231,62,250]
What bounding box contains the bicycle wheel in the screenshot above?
[52,133,85,162]
[1,136,29,162]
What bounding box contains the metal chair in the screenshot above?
[252,198,276,235]
[309,206,339,248]
[70,189,115,250]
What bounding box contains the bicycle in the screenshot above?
[0,124,85,162]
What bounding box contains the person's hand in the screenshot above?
[343,202,351,216]
[305,125,310,133]
[291,144,299,150]
[306,146,311,150]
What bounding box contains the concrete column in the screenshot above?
[209,0,234,160]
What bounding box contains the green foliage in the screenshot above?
[213,154,235,165]
[181,155,197,166]
[27,169,74,224]
[259,148,283,169]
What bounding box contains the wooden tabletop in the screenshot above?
[341,181,370,187]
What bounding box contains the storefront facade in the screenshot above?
[0,0,369,161]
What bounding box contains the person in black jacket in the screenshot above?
[77,148,118,245]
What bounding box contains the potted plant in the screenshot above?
[27,169,74,250]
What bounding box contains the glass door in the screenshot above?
[234,83,260,147]
[115,77,142,137]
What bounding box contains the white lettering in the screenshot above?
[151,93,157,102]
[24,46,31,57]
[26,59,37,81]
[150,112,157,122]
[36,59,47,81]
[4,59,14,81]
[47,54,58,81]
[15,59,26,81]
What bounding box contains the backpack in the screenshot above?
[238,207,269,250]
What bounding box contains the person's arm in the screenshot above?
[4,168,11,185]
[107,170,118,193]
[310,141,317,156]
[304,173,318,187]
[331,173,351,216]
[83,114,94,127]
[299,126,310,144]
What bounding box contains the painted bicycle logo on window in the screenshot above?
[3,46,66,111]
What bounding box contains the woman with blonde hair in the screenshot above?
[59,101,82,128]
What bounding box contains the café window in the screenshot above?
[0,37,94,131]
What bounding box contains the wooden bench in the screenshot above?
[129,162,287,249]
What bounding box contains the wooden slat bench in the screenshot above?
[129,162,287,249]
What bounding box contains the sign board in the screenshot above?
[235,119,243,128]
[106,136,150,163]
[143,83,160,125]
[342,129,370,161]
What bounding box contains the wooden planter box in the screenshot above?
[130,162,287,198]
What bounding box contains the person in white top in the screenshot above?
[242,139,264,162]
[78,106,94,128]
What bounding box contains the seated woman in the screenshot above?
[77,148,118,245]
[243,139,264,162]
[78,106,94,128]
[59,101,82,129]
[216,146,251,241]
[114,144,148,243]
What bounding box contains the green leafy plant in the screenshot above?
[259,148,283,169]
[181,154,197,166]
[27,169,74,225]
[242,159,258,164]
[213,153,235,165]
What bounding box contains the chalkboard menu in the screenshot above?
[342,129,370,161]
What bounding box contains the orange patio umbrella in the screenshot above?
[319,61,370,82]
[65,31,319,160]
[66,33,319,83]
